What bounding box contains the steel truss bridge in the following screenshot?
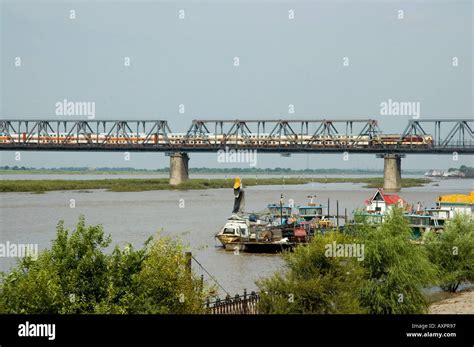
[0,118,473,154]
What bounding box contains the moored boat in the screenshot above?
[215,180,342,251]
[215,215,250,247]
[352,189,474,239]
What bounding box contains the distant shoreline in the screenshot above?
[0,167,427,175]
[0,177,431,193]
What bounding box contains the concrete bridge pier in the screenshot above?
[169,152,189,185]
[377,154,405,192]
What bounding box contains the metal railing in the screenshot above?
[205,290,260,314]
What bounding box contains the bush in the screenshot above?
[357,208,437,314]
[257,231,366,314]
[257,208,438,314]
[424,213,474,292]
[121,237,206,314]
[0,216,208,314]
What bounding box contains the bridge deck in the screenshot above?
[0,144,472,154]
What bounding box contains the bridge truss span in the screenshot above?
[0,118,473,154]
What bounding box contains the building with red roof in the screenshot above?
[365,188,407,214]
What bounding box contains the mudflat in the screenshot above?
[429,290,474,314]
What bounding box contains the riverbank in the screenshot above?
[429,289,474,314]
[0,177,431,193]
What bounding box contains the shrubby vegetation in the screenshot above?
[424,214,474,292]
[448,165,474,178]
[259,208,448,314]
[355,208,436,313]
[0,216,209,314]
[257,232,365,314]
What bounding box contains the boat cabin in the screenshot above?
[436,192,473,220]
[221,220,249,237]
[267,204,292,217]
[353,212,384,225]
[267,204,293,226]
[425,192,474,226]
[298,205,325,221]
[267,204,293,216]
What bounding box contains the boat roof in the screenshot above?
[227,215,247,222]
[438,202,473,206]
[355,212,384,217]
[298,205,325,209]
[404,214,431,218]
[438,192,474,204]
[357,212,432,218]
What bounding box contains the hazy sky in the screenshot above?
[0,0,472,170]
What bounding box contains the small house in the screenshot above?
[365,188,406,214]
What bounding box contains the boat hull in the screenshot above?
[216,234,240,247]
[224,241,294,253]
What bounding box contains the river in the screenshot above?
[0,175,472,296]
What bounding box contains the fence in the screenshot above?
[205,290,260,314]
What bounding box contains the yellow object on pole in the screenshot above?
[233,177,241,189]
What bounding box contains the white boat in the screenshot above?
[215,215,250,247]
[424,170,443,177]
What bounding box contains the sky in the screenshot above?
[0,0,472,170]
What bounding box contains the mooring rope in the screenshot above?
[191,254,230,296]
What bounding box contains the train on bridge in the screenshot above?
[0,132,433,148]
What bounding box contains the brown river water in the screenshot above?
[0,176,472,295]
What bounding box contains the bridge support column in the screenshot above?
[169,152,189,186]
[377,154,405,192]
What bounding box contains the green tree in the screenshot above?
[122,236,207,314]
[257,232,366,314]
[94,242,148,313]
[357,208,436,314]
[0,216,208,314]
[0,217,112,313]
[424,213,474,292]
